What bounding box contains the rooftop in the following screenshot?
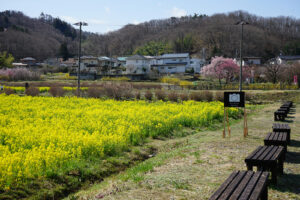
[159,53,189,58]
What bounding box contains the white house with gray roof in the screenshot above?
[125,55,154,74]
[150,53,190,74]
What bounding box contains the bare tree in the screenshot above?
[264,64,283,83]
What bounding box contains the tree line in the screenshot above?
[0,10,300,61]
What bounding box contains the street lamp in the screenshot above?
[74,22,88,96]
[235,21,249,91]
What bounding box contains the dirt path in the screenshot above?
[68,103,300,200]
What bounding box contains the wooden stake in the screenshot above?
[226,108,231,137]
[244,106,248,137]
[223,106,226,138]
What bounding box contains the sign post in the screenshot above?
[223,92,247,137]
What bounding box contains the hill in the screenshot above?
[84,10,300,60]
[0,10,78,60]
[1,10,300,61]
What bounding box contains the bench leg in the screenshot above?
[261,186,268,200]
[287,132,290,144]
[247,163,253,171]
[271,167,277,185]
[274,114,278,121]
[278,159,284,175]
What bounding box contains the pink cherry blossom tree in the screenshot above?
[201,56,250,86]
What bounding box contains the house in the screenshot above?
[60,58,76,67]
[125,55,153,74]
[150,53,190,74]
[234,57,262,66]
[188,58,206,74]
[270,55,300,65]
[117,57,127,67]
[20,57,36,66]
[44,58,60,67]
[12,63,28,67]
[75,56,98,73]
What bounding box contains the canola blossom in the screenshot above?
[0,95,239,188]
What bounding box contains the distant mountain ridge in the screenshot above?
[0,10,300,61]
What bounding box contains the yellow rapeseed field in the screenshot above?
[0,94,239,189]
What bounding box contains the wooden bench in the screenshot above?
[278,108,288,117]
[264,132,287,153]
[274,110,286,121]
[209,170,269,200]
[245,146,284,185]
[280,105,290,113]
[272,123,291,144]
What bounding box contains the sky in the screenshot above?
[1,0,300,34]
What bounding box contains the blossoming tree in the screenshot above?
[201,56,250,86]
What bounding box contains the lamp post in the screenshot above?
[74,22,88,96]
[235,21,249,91]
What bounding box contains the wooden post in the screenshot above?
[223,107,226,138]
[226,108,231,137]
[244,106,248,137]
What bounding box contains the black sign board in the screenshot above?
[224,92,245,107]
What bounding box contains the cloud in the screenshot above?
[104,6,110,13]
[170,7,187,17]
[132,20,140,25]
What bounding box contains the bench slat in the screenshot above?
[258,146,273,161]
[270,146,284,161]
[263,146,278,161]
[249,172,269,200]
[209,171,239,200]
[251,146,267,160]
[229,171,254,200]
[245,146,263,160]
[238,171,262,200]
[218,171,247,199]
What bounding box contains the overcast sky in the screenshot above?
[1,0,300,33]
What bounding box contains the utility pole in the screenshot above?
[74,22,88,96]
[235,21,249,91]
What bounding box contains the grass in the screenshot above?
[66,102,300,200]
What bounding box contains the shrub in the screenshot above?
[101,82,133,100]
[190,92,202,101]
[179,93,189,101]
[25,87,39,96]
[179,81,193,89]
[168,92,178,102]
[49,87,66,97]
[87,87,105,98]
[155,90,167,101]
[4,88,15,95]
[0,68,40,81]
[101,77,130,81]
[135,91,141,100]
[214,91,224,102]
[144,90,153,101]
[160,76,180,85]
[202,91,213,101]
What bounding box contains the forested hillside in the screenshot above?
[0,11,78,60]
[84,11,300,60]
[1,10,300,61]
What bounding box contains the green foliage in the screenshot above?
[0,51,14,68]
[59,43,70,61]
[52,18,77,39]
[173,33,195,53]
[133,41,172,56]
[283,40,300,55]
